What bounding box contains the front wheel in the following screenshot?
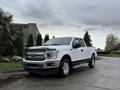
[88,55,95,68]
[58,59,71,77]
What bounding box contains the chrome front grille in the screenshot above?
[25,48,46,61]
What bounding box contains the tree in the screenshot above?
[14,30,24,56]
[83,31,92,47]
[105,34,117,51]
[27,34,34,47]
[44,34,49,43]
[36,33,42,46]
[53,36,55,38]
[0,8,15,56]
[115,43,120,50]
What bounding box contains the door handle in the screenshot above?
[81,49,84,52]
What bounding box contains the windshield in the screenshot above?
[43,37,72,46]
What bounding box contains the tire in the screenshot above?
[88,54,95,68]
[58,58,71,77]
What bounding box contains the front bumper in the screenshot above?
[23,58,60,74]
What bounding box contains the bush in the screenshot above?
[112,50,120,55]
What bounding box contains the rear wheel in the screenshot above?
[88,54,95,68]
[58,59,71,77]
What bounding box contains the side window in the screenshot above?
[79,39,85,47]
[72,38,85,48]
[72,38,81,48]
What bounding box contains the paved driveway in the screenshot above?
[0,57,120,90]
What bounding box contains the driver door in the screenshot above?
[71,38,85,62]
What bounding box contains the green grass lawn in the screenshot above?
[0,62,23,71]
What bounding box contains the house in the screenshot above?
[10,23,39,46]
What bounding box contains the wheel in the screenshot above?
[58,58,71,77]
[88,54,95,68]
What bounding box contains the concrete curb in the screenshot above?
[0,68,25,73]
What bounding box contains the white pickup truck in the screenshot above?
[23,37,97,77]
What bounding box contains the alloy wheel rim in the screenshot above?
[63,62,69,75]
[92,57,95,66]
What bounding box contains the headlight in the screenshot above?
[45,50,58,59]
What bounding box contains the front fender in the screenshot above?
[57,50,71,60]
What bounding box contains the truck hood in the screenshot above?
[28,45,71,51]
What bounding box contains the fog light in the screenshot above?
[47,62,55,66]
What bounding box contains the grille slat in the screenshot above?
[25,63,43,67]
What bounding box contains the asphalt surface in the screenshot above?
[0,56,120,90]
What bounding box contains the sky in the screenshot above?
[0,0,120,49]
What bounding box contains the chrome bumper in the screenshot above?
[22,58,60,69]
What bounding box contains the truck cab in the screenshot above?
[23,37,97,77]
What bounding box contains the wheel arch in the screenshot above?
[60,54,72,67]
[92,53,95,56]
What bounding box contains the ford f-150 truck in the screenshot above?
[23,37,97,77]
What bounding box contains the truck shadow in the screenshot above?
[25,64,95,79]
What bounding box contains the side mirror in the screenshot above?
[73,43,81,48]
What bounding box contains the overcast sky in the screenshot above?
[0,0,120,49]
